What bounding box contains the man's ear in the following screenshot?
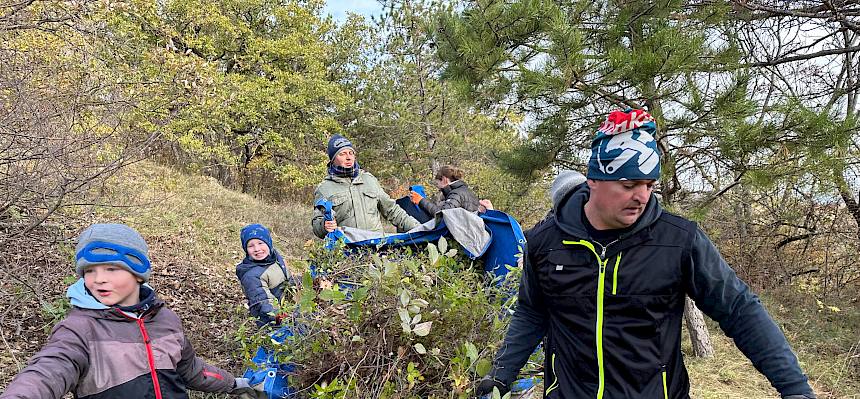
[136,277,145,284]
[586,179,598,189]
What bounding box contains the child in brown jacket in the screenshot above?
[0,223,264,399]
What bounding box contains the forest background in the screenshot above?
[1,0,859,398]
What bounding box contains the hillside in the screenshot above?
[0,162,857,398]
[0,161,313,394]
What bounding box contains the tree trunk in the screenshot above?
[838,183,860,241]
[831,168,860,241]
[840,31,860,241]
[415,46,438,174]
[241,143,252,194]
[684,296,714,358]
[634,18,714,356]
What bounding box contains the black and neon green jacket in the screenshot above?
[488,184,814,399]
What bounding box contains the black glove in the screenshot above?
[475,377,510,397]
[782,395,816,399]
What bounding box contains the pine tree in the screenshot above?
[434,0,748,357]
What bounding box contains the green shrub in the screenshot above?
[245,238,522,398]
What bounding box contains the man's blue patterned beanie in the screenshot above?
[587,109,661,181]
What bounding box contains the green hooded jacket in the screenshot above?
[312,171,419,238]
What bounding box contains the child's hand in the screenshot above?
[231,377,267,398]
[410,191,423,205]
[478,199,494,212]
[324,219,338,232]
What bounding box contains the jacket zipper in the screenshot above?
[137,318,163,399]
[561,239,621,399]
[351,184,361,228]
[662,364,669,399]
[595,250,608,399]
[611,254,622,295]
[545,353,559,395]
[592,239,623,294]
[117,309,162,399]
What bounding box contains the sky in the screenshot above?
[323,0,383,22]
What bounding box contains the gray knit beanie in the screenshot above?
[549,170,587,206]
[75,223,151,282]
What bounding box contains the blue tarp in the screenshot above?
[395,185,434,223]
[241,326,296,399]
[478,209,527,278]
[315,199,525,277]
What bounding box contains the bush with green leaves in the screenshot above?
[241,238,523,398]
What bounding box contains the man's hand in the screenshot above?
[475,378,509,397]
[410,190,423,205]
[323,218,338,232]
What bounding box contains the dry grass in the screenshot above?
[684,290,860,399]
[685,324,794,399]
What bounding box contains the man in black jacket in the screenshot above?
[477,109,816,399]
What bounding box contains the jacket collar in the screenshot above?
[441,180,465,196]
[116,285,158,314]
[554,183,662,242]
[325,171,365,185]
[67,279,164,320]
[236,249,287,280]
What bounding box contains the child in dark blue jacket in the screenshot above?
[236,224,294,327]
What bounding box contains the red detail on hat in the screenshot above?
[598,109,654,135]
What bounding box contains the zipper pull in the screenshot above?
[600,246,607,259]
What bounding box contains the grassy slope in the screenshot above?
[1,161,857,398]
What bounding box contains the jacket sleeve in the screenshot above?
[417,197,441,215]
[176,324,236,393]
[488,241,548,386]
[684,227,814,398]
[376,185,419,231]
[0,317,90,399]
[311,186,328,239]
[418,191,464,215]
[239,269,277,325]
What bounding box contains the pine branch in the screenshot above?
[732,0,860,20]
[746,44,860,67]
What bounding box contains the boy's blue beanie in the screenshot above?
[327,134,354,161]
[587,109,661,181]
[75,223,151,282]
[241,224,273,255]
